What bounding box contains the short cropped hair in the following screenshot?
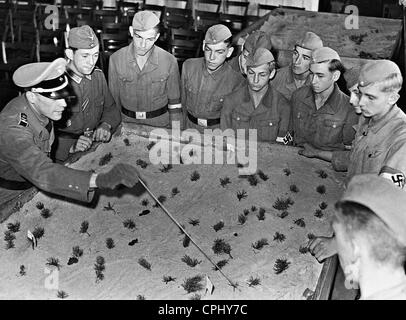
[334,201,406,266]
[328,59,346,75]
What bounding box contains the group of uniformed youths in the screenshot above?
[1,10,406,299]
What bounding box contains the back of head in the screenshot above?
[359,60,403,94]
[336,174,406,266]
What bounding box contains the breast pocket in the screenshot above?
[255,118,279,142]
[118,74,135,103]
[294,111,310,141]
[315,118,344,147]
[151,73,169,99]
[231,112,250,130]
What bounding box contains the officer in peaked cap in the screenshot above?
[53,25,121,163]
[221,48,291,143]
[109,11,182,129]
[0,58,140,211]
[273,31,324,100]
[182,24,245,132]
[230,30,274,75]
[333,174,406,300]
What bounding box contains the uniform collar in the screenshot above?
[24,93,53,138]
[287,64,312,88]
[304,83,342,114]
[202,59,229,80]
[241,84,274,113]
[128,44,158,71]
[368,105,401,134]
[66,64,92,84]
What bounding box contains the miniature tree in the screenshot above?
[299,246,309,254]
[141,199,149,206]
[294,218,306,228]
[188,219,200,226]
[238,213,247,225]
[99,152,113,166]
[220,177,231,187]
[274,259,290,274]
[316,185,326,194]
[283,168,291,176]
[212,238,233,259]
[273,232,286,243]
[243,209,250,216]
[94,256,105,282]
[236,190,248,201]
[136,159,148,169]
[257,170,269,181]
[7,221,20,233]
[160,164,173,173]
[138,257,152,271]
[278,211,289,219]
[146,141,156,151]
[163,276,176,284]
[307,233,316,240]
[153,195,167,208]
[190,294,201,300]
[257,208,266,221]
[171,187,180,197]
[136,295,146,300]
[252,238,269,250]
[57,291,69,299]
[68,246,83,265]
[190,171,200,181]
[247,276,261,287]
[316,169,328,179]
[40,208,52,219]
[247,174,259,186]
[181,255,202,267]
[314,209,324,218]
[79,221,90,236]
[106,238,115,249]
[4,230,16,249]
[213,221,224,232]
[182,235,191,248]
[32,227,45,239]
[319,202,328,210]
[290,184,299,193]
[36,202,44,210]
[212,259,228,271]
[46,257,62,270]
[273,197,293,211]
[123,138,131,146]
[19,265,26,276]
[181,275,204,293]
[123,219,136,230]
[251,206,257,212]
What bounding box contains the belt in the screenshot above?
[0,176,33,190]
[122,105,168,119]
[187,112,220,127]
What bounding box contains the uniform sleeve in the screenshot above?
[331,150,350,172]
[220,96,233,131]
[0,125,94,203]
[382,136,406,176]
[277,93,292,138]
[343,107,359,147]
[167,56,181,105]
[108,54,122,111]
[99,71,121,132]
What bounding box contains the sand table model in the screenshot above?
[0,124,346,300]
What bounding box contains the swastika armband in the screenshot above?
[379,166,405,189]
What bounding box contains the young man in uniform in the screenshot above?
[272,31,323,101]
[53,25,121,163]
[305,60,406,263]
[333,174,406,300]
[0,59,139,209]
[292,47,358,152]
[228,30,273,75]
[182,24,245,133]
[109,11,182,128]
[221,48,291,143]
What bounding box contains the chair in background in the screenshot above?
[99,32,129,76]
[193,10,220,33]
[195,0,221,13]
[117,1,139,25]
[162,6,193,30]
[93,9,121,24]
[142,3,165,20]
[257,3,278,16]
[167,28,202,71]
[34,28,65,62]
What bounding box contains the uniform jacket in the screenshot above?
[53,66,121,162]
[181,58,245,132]
[0,94,94,204]
[291,83,358,151]
[332,105,406,183]
[108,44,181,127]
[221,84,291,142]
[272,65,312,101]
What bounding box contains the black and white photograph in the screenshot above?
[0,0,406,307]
